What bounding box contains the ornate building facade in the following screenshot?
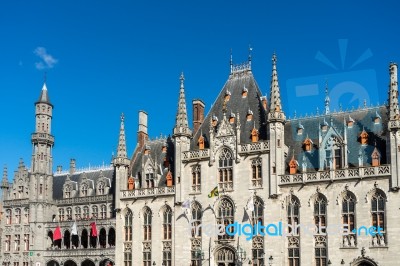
[1,53,400,266]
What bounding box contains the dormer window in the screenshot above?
[212,115,218,127]
[347,116,354,128]
[303,137,313,152]
[242,86,248,98]
[144,145,151,155]
[145,167,155,188]
[260,96,267,110]
[371,146,381,166]
[198,135,205,150]
[360,130,369,145]
[321,119,328,132]
[297,121,304,135]
[289,156,299,174]
[128,177,135,190]
[247,109,253,121]
[81,184,88,197]
[251,128,259,143]
[166,171,173,187]
[374,111,381,124]
[229,112,235,124]
[162,144,167,153]
[224,90,231,102]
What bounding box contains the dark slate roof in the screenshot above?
[284,106,388,172]
[130,137,175,187]
[52,169,114,200]
[191,70,267,149]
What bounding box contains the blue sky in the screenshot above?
[0,1,399,177]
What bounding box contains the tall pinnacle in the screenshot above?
[1,165,8,189]
[173,72,191,137]
[268,53,285,122]
[324,81,330,115]
[389,63,399,121]
[37,81,51,105]
[117,113,128,158]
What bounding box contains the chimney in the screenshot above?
[56,165,62,173]
[192,99,205,133]
[69,159,76,175]
[138,111,148,149]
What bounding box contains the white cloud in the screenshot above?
[34,47,58,70]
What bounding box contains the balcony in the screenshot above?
[183,149,210,162]
[279,165,390,185]
[54,194,113,206]
[238,141,269,154]
[31,133,54,144]
[3,199,29,207]
[120,186,175,199]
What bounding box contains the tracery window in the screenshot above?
[143,207,152,241]
[342,192,356,247]
[125,209,133,241]
[217,197,234,240]
[163,206,172,240]
[371,190,386,246]
[191,165,201,192]
[251,158,262,187]
[218,148,233,191]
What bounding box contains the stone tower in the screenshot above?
[267,54,286,197]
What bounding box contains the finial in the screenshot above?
[44,71,47,84]
[120,113,125,122]
[180,72,185,88]
[363,99,367,108]
[324,80,330,115]
[248,45,252,61]
[272,52,277,69]
[230,48,233,73]
[316,107,319,115]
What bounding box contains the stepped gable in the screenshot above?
[130,137,174,187]
[52,169,114,200]
[284,106,388,172]
[191,69,267,149]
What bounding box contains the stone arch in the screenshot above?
[99,259,114,266]
[81,228,89,248]
[80,259,95,266]
[99,227,107,248]
[365,185,387,203]
[350,256,379,266]
[46,260,60,266]
[63,260,78,266]
[63,229,71,249]
[336,186,358,205]
[308,190,328,207]
[214,244,236,266]
[108,227,116,247]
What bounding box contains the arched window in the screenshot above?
[191,165,201,192]
[6,209,11,225]
[371,190,386,246]
[143,207,152,241]
[92,206,98,219]
[145,167,155,188]
[59,208,65,221]
[65,185,72,198]
[83,206,89,220]
[81,229,88,249]
[143,207,152,266]
[64,230,71,249]
[252,197,264,266]
[218,148,233,191]
[108,227,116,247]
[163,206,172,240]
[75,207,81,220]
[314,194,327,266]
[287,195,300,266]
[66,207,72,220]
[251,158,262,188]
[98,182,105,195]
[100,205,107,219]
[217,197,234,240]
[125,209,133,241]
[191,202,202,238]
[342,191,356,247]
[23,208,29,224]
[99,228,107,248]
[15,208,21,224]
[81,184,88,197]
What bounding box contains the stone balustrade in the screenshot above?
[120,186,175,199]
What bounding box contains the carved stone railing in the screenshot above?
[31,133,54,144]
[279,165,391,185]
[45,218,116,229]
[43,248,115,260]
[121,186,175,199]
[238,141,269,154]
[183,149,210,162]
[55,194,113,205]
[3,199,29,207]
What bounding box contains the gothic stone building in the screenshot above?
[0,83,116,266]
[2,54,400,266]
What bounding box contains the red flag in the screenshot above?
[90,222,97,237]
[53,226,62,241]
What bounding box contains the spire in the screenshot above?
[117,113,128,158]
[173,72,192,137]
[268,53,285,122]
[230,48,233,74]
[324,81,330,115]
[389,62,399,121]
[36,80,52,106]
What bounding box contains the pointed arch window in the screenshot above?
[23,208,29,224]
[287,195,300,266]
[146,167,155,188]
[326,136,342,169]
[83,206,89,220]
[217,197,234,240]
[124,209,133,241]
[163,206,172,240]
[75,207,81,220]
[15,209,21,224]
[98,182,105,195]
[81,184,88,197]
[314,194,327,234]
[65,185,72,198]
[251,158,262,187]
[100,205,107,219]
[58,208,65,222]
[371,190,386,246]
[252,197,264,266]
[191,165,201,192]
[143,207,152,241]
[66,207,72,220]
[6,209,11,225]
[342,192,356,247]
[92,205,98,219]
[218,148,233,191]
[191,202,202,238]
